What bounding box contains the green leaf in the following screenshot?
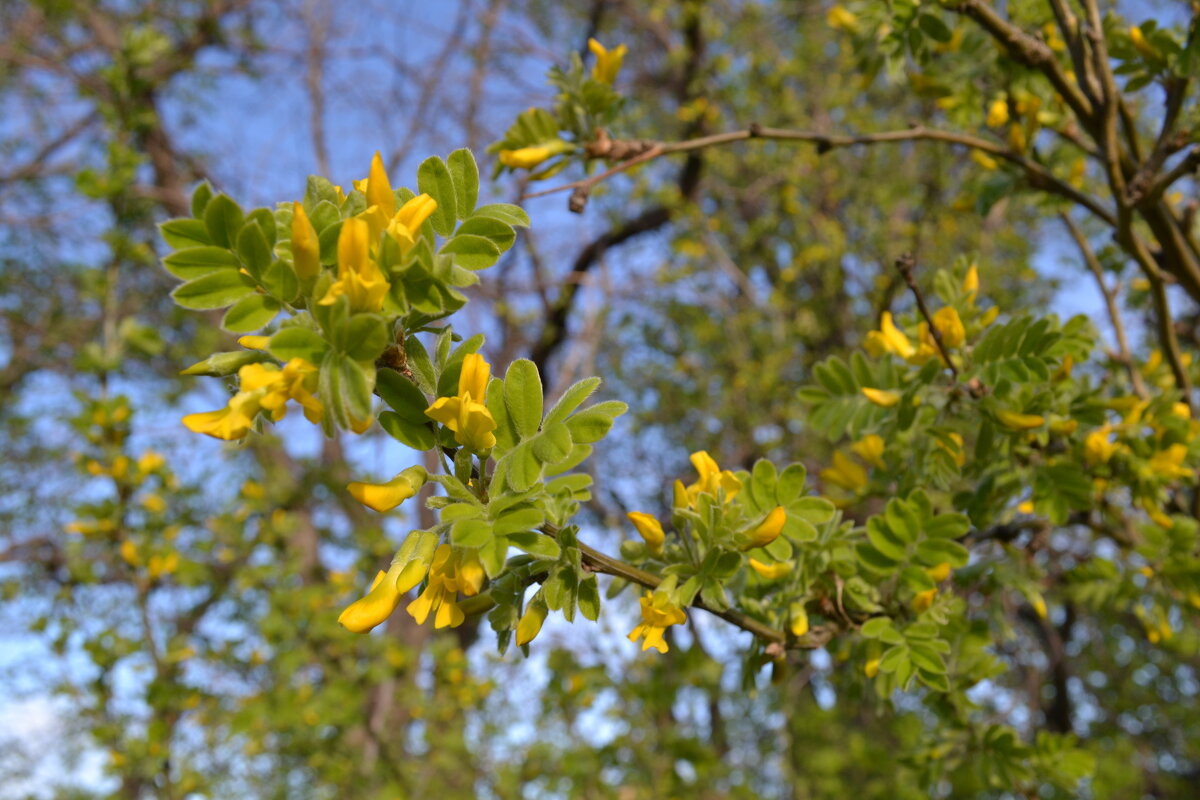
[493,508,546,536]
[377,371,429,419]
[221,294,281,333]
[162,246,240,280]
[776,463,807,504]
[451,518,493,548]
[504,359,543,440]
[918,13,953,43]
[344,314,388,363]
[860,617,894,639]
[440,234,502,270]
[915,538,970,568]
[203,194,244,249]
[577,575,601,621]
[472,203,530,228]
[505,532,561,559]
[749,459,777,513]
[191,182,214,217]
[454,216,515,253]
[262,261,299,303]
[268,327,326,363]
[171,270,256,310]
[378,410,436,450]
[236,220,272,279]
[866,517,908,561]
[564,400,627,443]
[885,498,920,544]
[447,148,479,218]
[543,377,601,427]
[924,512,970,539]
[531,423,573,464]
[417,156,457,236]
[160,219,212,249]
[321,352,373,428]
[404,336,436,395]
[907,643,947,674]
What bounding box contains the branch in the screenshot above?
[1059,213,1149,399]
[524,125,1117,226]
[894,253,958,382]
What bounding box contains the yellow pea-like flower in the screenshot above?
[587,38,627,84]
[748,558,793,580]
[499,146,553,170]
[743,506,787,549]
[516,599,548,646]
[626,512,665,553]
[986,97,1009,127]
[291,202,321,281]
[912,588,937,612]
[862,387,901,408]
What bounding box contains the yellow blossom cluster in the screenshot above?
[183,358,322,440]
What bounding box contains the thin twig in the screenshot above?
[894,253,958,381]
[1059,213,1149,399]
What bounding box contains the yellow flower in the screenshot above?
[355,151,396,237]
[339,570,400,634]
[119,539,140,566]
[1084,427,1117,465]
[627,591,686,654]
[743,506,787,549]
[237,335,270,350]
[986,97,1009,127]
[348,466,428,512]
[685,450,742,505]
[141,493,167,514]
[971,150,1000,171]
[182,390,262,440]
[672,479,689,509]
[820,450,868,492]
[864,657,881,678]
[515,599,548,646]
[1130,26,1160,60]
[137,450,166,474]
[827,5,858,32]
[587,38,627,84]
[1149,444,1190,480]
[1017,500,1035,514]
[789,603,809,637]
[499,146,554,170]
[962,267,979,302]
[850,434,886,469]
[1171,402,1191,419]
[1031,593,1048,620]
[318,217,390,312]
[995,409,1044,430]
[930,306,965,348]
[865,312,916,360]
[291,202,321,282]
[912,588,937,612]
[406,545,485,629]
[862,387,901,408]
[926,562,952,583]
[748,558,792,580]
[626,512,665,553]
[425,352,498,452]
[387,193,437,254]
[1049,418,1078,436]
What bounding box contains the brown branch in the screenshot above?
[1059,213,1149,399]
[524,125,1117,227]
[895,253,958,381]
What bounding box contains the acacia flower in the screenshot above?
[929,306,965,348]
[826,5,858,32]
[862,387,901,408]
[425,353,498,452]
[182,359,322,440]
[626,512,665,553]
[864,312,916,360]
[850,434,885,469]
[515,597,548,646]
[348,465,428,512]
[912,588,937,612]
[387,194,438,254]
[627,591,686,654]
[406,544,486,629]
[962,264,980,298]
[986,97,1009,127]
[820,450,868,492]
[1148,444,1190,480]
[338,553,433,634]
[789,603,809,636]
[685,450,742,505]
[864,657,881,678]
[926,562,952,582]
[291,202,321,282]
[995,409,1045,430]
[318,217,390,313]
[587,38,627,84]
[499,146,553,170]
[748,558,792,580]
[743,506,787,549]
